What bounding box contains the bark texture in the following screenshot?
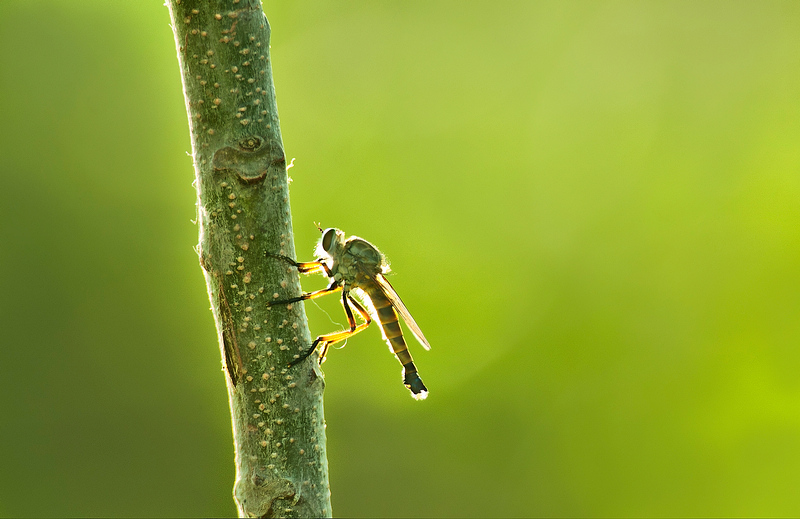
[166,1,331,516]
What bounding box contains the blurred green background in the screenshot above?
[2,0,799,517]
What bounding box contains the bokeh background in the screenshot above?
[2,1,800,517]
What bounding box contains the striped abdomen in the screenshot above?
[365,283,428,399]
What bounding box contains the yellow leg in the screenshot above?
[267,282,342,307]
[265,252,331,276]
[290,292,372,367]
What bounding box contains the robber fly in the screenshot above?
[266,228,431,400]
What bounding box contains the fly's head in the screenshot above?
[315,227,346,264]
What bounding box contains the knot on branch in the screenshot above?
[213,135,285,183]
[236,474,297,518]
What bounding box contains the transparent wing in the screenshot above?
[374,274,431,351]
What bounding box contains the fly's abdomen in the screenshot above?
[366,285,428,399]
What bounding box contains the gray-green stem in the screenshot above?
[166,1,331,516]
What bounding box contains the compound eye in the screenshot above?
[321,228,336,252]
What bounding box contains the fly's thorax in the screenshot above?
[344,238,387,270]
[329,253,368,287]
[330,267,361,289]
[317,230,389,286]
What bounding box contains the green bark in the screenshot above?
[166,1,331,517]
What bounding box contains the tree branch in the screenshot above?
[166,1,331,516]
